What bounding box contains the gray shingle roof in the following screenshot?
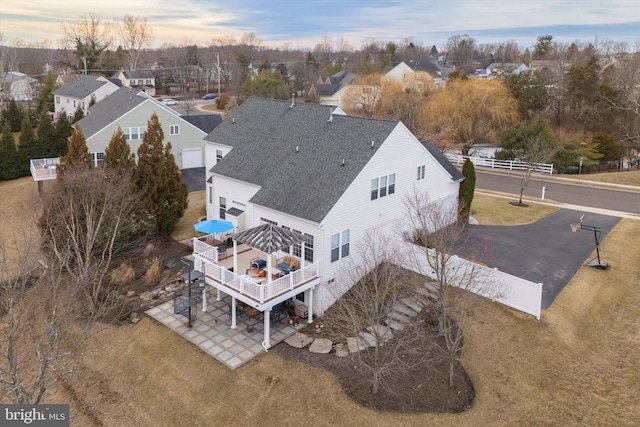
[54,74,111,98]
[421,140,464,181]
[314,71,356,96]
[115,70,155,80]
[74,87,151,138]
[181,114,222,133]
[205,97,399,223]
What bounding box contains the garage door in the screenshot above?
[182,148,202,169]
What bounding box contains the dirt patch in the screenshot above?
[271,321,475,413]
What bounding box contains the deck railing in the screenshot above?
[30,158,60,181]
[194,257,319,305]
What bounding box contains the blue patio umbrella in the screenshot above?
[193,219,235,235]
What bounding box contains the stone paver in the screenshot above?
[385,319,405,331]
[393,303,418,317]
[347,336,367,353]
[334,343,349,358]
[309,338,333,354]
[400,297,422,313]
[367,324,393,342]
[284,332,314,348]
[145,293,302,370]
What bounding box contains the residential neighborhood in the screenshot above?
[0,3,639,426]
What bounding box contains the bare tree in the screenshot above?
[402,190,503,387]
[39,166,152,314]
[324,229,433,394]
[0,223,103,404]
[119,14,155,70]
[61,13,113,71]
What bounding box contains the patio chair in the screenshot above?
[228,304,243,319]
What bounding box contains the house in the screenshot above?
[112,70,157,96]
[308,71,356,108]
[475,63,528,79]
[75,87,220,169]
[196,97,463,346]
[54,74,120,121]
[2,71,39,101]
[383,60,447,88]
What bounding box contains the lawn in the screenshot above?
[573,169,640,186]
[2,177,638,425]
[471,193,559,225]
[171,190,206,241]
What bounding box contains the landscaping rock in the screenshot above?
[346,336,367,353]
[366,324,393,342]
[358,332,377,347]
[385,319,405,331]
[309,338,333,354]
[131,317,140,324]
[334,343,349,358]
[389,310,412,323]
[126,290,136,298]
[393,303,418,317]
[400,297,422,313]
[284,332,314,349]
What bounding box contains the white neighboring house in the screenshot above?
[199,97,463,319]
[2,71,39,101]
[54,74,120,122]
[112,70,156,96]
[308,71,356,108]
[75,87,221,169]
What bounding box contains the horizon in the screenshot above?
[1,1,639,51]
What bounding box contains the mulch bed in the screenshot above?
[271,325,475,413]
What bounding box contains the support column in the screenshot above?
[202,286,207,312]
[233,241,238,275]
[231,297,237,329]
[307,287,314,324]
[216,289,221,301]
[263,308,271,349]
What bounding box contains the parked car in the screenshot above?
[202,93,218,100]
[163,98,178,106]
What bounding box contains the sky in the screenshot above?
[1,0,639,50]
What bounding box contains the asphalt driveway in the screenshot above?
[457,209,620,308]
[181,167,205,192]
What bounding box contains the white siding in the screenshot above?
[319,122,460,310]
[209,175,259,223]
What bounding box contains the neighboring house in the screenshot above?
[200,97,463,317]
[308,71,356,108]
[383,60,438,89]
[112,70,157,96]
[528,60,562,74]
[54,74,120,121]
[2,71,39,101]
[474,63,528,79]
[75,87,220,169]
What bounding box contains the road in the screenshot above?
[475,170,640,215]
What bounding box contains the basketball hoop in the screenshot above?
[570,223,581,233]
[569,215,608,269]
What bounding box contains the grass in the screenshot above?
[2,177,638,425]
[200,103,222,112]
[471,193,559,225]
[572,169,640,187]
[171,190,206,241]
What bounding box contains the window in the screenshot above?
[216,149,223,163]
[293,229,302,257]
[219,197,226,219]
[371,173,395,200]
[417,165,425,181]
[122,127,146,140]
[331,229,350,262]
[92,152,104,167]
[145,79,151,85]
[304,233,314,263]
[170,125,180,135]
[137,79,143,85]
[260,217,277,226]
[55,96,60,104]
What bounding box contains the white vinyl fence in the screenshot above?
[400,242,542,319]
[446,153,554,175]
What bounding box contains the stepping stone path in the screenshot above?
[334,343,349,358]
[358,332,377,347]
[309,338,333,354]
[284,332,314,348]
[366,324,393,342]
[347,336,368,353]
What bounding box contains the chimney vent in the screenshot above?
[328,105,334,122]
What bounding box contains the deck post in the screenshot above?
[231,297,237,329]
[216,289,221,301]
[307,287,314,324]
[263,308,271,349]
[202,286,207,312]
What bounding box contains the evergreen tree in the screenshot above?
[36,72,57,117]
[135,113,188,234]
[72,104,84,123]
[458,158,476,222]
[53,113,73,157]
[58,126,93,175]
[18,117,37,176]
[104,128,136,177]
[35,112,56,157]
[1,99,25,132]
[0,123,20,180]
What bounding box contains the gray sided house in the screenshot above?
[54,74,120,121]
[75,87,219,169]
[200,97,463,314]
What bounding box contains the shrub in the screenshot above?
[144,257,162,284]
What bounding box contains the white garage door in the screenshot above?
[182,148,202,169]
